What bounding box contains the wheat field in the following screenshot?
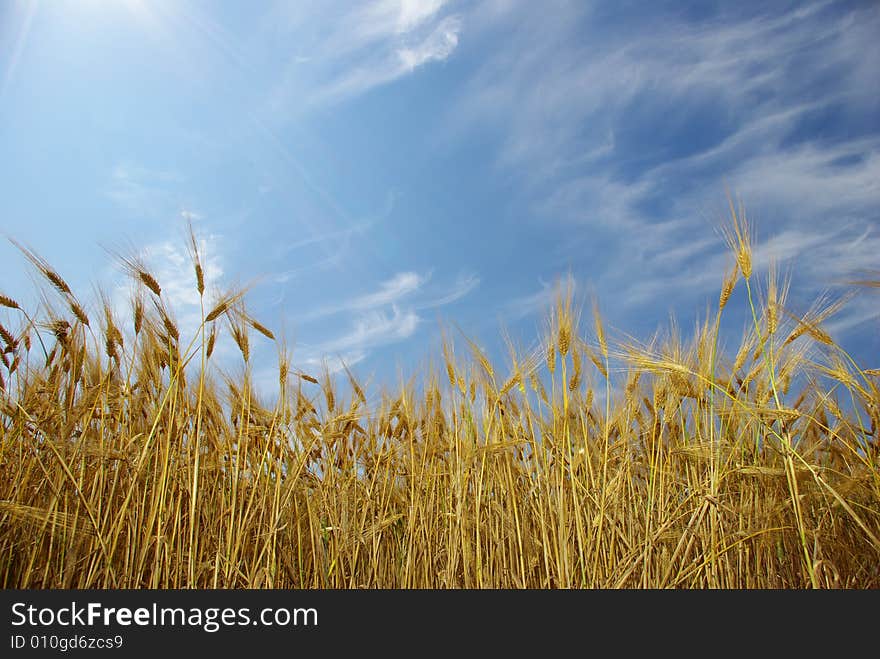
[1,205,878,589]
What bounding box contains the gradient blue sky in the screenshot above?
[1,0,878,393]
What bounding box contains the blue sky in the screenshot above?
[1,0,878,394]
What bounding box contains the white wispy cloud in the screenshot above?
[307,14,461,106]
[449,2,878,194]
[270,222,372,286]
[266,0,462,111]
[302,350,369,375]
[321,305,420,353]
[301,271,427,322]
[443,0,879,333]
[825,294,880,340]
[267,188,400,287]
[277,221,372,255]
[617,221,879,310]
[725,140,880,218]
[342,0,447,46]
[296,306,419,374]
[506,272,577,320]
[449,1,876,174]
[353,271,425,307]
[397,15,460,72]
[295,268,479,371]
[416,271,480,310]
